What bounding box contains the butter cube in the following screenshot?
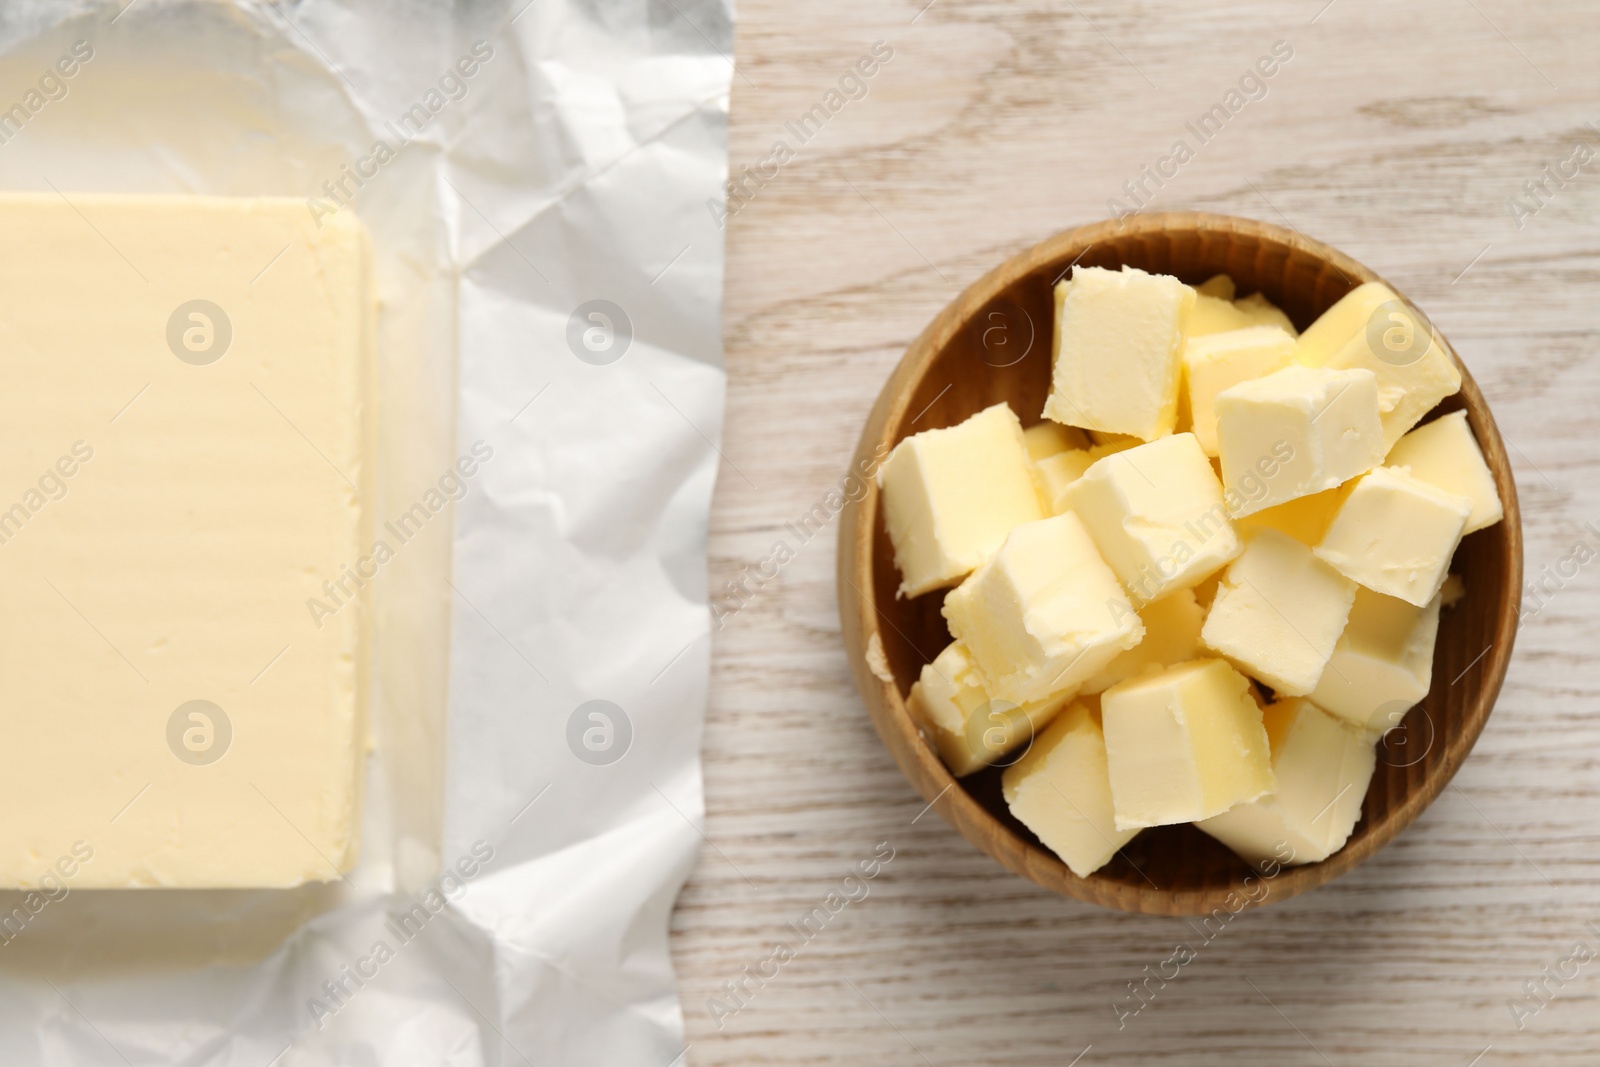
[1196,698,1376,867]
[1385,410,1503,534]
[1201,530,1357,696]
[1234,484,1346,546]
[1314,466,1469,607]
[1215,364,1384,517]
[1188,292,1255,336]
[1235,291,1298,336]
[943,512,1143,704]
[1032,449,1095,513]
[1295,281,1461,449]
[0,194,372,888]
[1002,701,1137,877]
[1101,659,1275,829]
[878,403,1045,598]
[1043,265,1195,440]
[1441,572,1466,607]
[1196,274,1236,299]
[1182,325,1297,456]
[1061,432,1240,605]
[1082,588,1204,694]
[1309,588,1441,733]
[908,642,1072,776]
[1024,420,1091,459]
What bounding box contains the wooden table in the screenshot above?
[673,1,1600,1062]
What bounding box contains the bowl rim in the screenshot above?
[836,210,1524,916]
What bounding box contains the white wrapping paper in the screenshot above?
[0,1,730,1062]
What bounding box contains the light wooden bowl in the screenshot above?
[838,212,1522,916]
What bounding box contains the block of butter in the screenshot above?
[1002,700,1137,878]
[1081,587,1204,695]
[1235,291,1297,336]
[1234,484,1346,546]
[943,512,1143,705]
[878,403,1044,598]
[1031,449,1094,513]
[1101,658,1275,829]
[1215,364,1383,517]
[1309,588,1441,733]
[1061,432,1240,605]
[1196,698,1376,867]
[1385,409,1503,534]
[1043,265,1195,440]
[1182,325,1296,457]
[1187,292,1255,336]
[1201,530,1357,696]
[1314,465,1470,607]
[1024,420,1091,459]
[1295,281,1461,450]
[0,194,373,888]
[908,641,1073,776]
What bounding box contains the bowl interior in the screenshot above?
[851,214,1522,914]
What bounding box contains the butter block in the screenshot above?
[878,403,1045,598]
[1441,572,1466,607]
[1309,588,1441,733]
[1295,281,1461,449]
[1024,420,1091,460]
[1101,659,1275,829]
[1235,291,1298,336]
[1188,292,1255,336]
[1315,465,1469,607]
[1234,485,1346,546]
[1082,588,1204,694]
[943,512,1143,704]
[1196,274,1236,299]
[1385,409,1503,534]
[1002,701,1137,877]
[0,193,373,888]
[908,641,1073,776]
[1201,530,1358,696]
[1183,325,1297,456]
[1062,432,1240,605]
[1032,449,1095,514]
[1215,365,1384,517]
[1043,265,1195,440]
[1196,698,1376,867]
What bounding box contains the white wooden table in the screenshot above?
[672,1,1600,1062]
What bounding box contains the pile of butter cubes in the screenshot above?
[883,266,1502,878]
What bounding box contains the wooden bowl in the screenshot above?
[837,212,1522,916]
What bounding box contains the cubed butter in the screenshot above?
[1002,700,1137,878]
[1043,265,1195,440]
[1187,292,1254,336]
[1314,465,1470,607]
[1061,432,1240,605]
[1196,698,1376,867]
[1309,588,1441,733]
[1195,274,1236,300]
[1385,409,1503,534]
[1024,420,1091,460]
[0,193,373,888]
[1441,572,1466,607]
[1234,485,1346,546]
[1032,449,1095,514]
[908,641,1073,776]
[1201,530,1357,696]
[878,403,1045,598]
[1101,659,1275,829]
[1295,281,1461,450]
[1082,588,1204,694]
[1215,364,1384,517]
[943,512,1143,704]
[1235,291,1298,336]
[1182,325,1297,456]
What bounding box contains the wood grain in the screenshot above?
[675,0,1600,1061]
